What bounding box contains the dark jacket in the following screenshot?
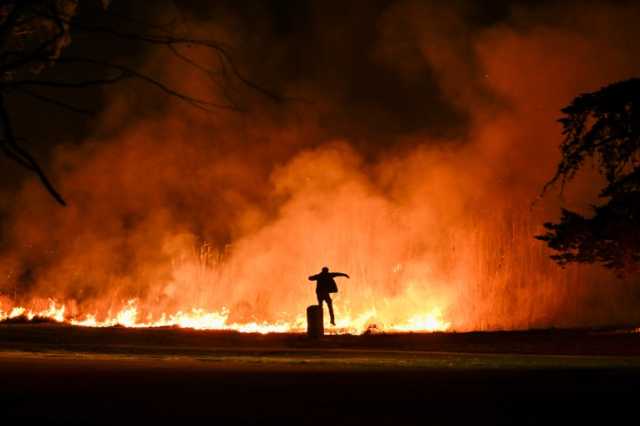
[308,271,348,294]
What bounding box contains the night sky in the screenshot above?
[8,0,612,182]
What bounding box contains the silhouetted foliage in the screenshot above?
[0,1,278,205]
[537,78,640,274]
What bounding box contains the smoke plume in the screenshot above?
[2,0,640,331]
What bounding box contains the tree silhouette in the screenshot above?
[0,0,280,205]
[537,78,640,274]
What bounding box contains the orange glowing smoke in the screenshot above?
[1,2,640,334]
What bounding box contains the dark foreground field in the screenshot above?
[0,324,639,425]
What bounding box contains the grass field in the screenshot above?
[0,323,638,425]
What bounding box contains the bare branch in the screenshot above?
[54,56,244,111]
[166,44,242,111]
[0,3,289,206]
[0,1,32,52]
[11,86,94,115]
[0,16,67,74]
[0,92,66,205]
[11,69,130,88]
[66,22,287,102]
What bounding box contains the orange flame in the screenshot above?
[0,298,450,334]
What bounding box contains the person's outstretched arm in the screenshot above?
[330,272,350,279]
[308,274,319,281]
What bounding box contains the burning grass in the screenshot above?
[0,298,450,334]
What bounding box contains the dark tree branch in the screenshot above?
[11,86,94,115]
[537,78,640,273]
[0,8,68,74]
[0,93,66,205]
[0,1,32,52]
[166,44,242,111]
[55,56,243,111]
[65,21,287,102]
[11,72,130,88]
[0,2,287,206]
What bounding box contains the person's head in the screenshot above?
[322,266,329,273]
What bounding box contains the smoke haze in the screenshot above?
[2,0,640,330]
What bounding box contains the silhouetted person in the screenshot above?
[308,266,349,326]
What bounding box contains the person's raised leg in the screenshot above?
[326,296,335,325]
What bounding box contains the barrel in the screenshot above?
[306,305,324,338]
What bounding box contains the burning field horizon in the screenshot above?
[2,1,640,335]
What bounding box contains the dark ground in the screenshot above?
[0,324,639,425]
